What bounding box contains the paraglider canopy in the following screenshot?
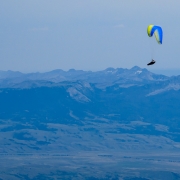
[147,25,163,44]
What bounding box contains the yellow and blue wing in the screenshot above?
[147,25,163,44]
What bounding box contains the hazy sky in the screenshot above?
[1,0,180,74]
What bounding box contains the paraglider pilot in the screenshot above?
[147,59,156,66]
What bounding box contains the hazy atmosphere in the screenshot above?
[1,0,180,74]
[1,1,180,180]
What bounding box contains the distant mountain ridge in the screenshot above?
[0,66,180,126]
[0,66,172,88]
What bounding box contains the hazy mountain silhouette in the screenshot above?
[1,66,180,179]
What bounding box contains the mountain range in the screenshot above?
[0,66,170,87]
[0,66,180,179]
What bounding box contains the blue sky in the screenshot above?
[0,0,180,75]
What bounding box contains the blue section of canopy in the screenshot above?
[148,25,163,44]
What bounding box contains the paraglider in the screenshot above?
[147,25,163,65]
